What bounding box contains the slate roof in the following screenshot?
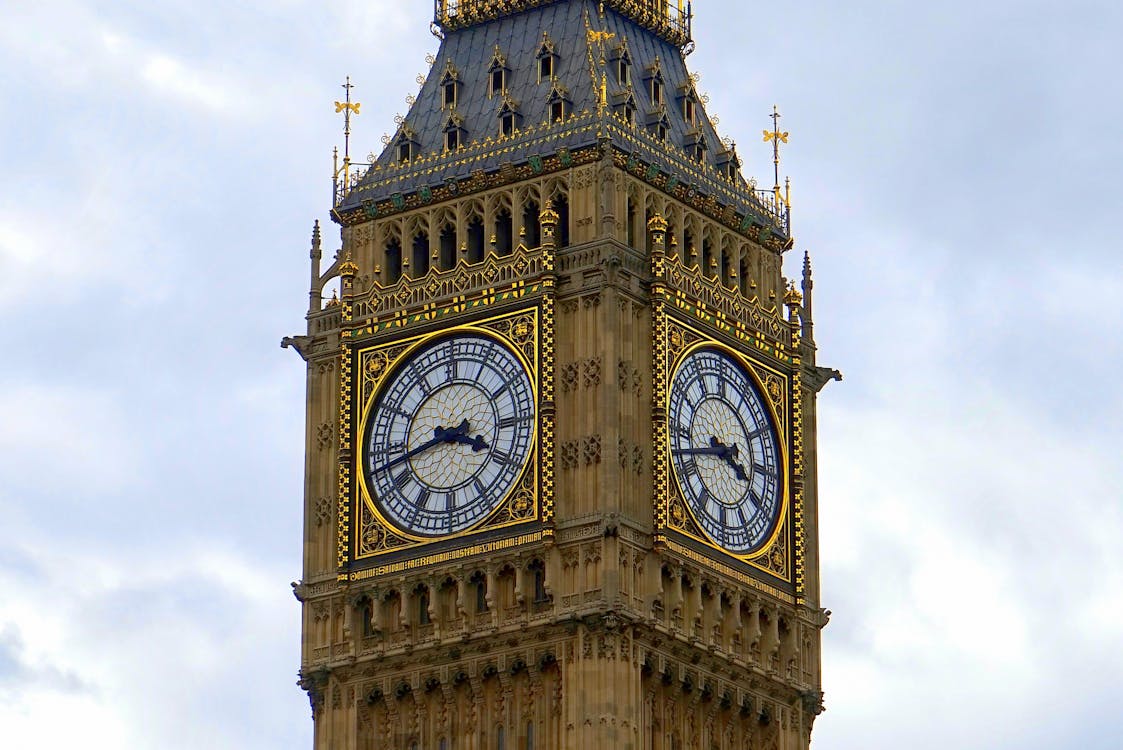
[338,0,786,235]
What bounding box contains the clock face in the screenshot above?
[364,334,536,537]
[668,348,783,554]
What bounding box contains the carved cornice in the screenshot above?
[350,244,549,332]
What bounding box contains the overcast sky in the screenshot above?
[1,1,1120,748]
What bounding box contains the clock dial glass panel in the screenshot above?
[668,348,782,554]
[364,334,535,537]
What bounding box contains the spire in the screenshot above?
[309,219,323,313]
[801,250,814,344]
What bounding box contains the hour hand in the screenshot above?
[448,433,490,452]
[714,439,750,481]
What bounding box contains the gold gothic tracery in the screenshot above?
[347,309,546,564]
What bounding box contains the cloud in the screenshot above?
[0,540,309,749]
[0,626,93,697]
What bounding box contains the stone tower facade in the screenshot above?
[286,2,836,748]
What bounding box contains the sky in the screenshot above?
[1,1,1121,748]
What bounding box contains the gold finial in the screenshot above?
[763,105,789,198]
[784,281,803,308]
[539,206,560,224]
[647,214,669,234]
[333,77,362,202]
[339,249,359,277]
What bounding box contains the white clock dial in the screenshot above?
[364,334,535,536]
[668,348,783,554]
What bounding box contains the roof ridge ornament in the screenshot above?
[433,1,694,49]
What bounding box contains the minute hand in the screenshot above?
[372,420,470,474]
[671,446,730,457]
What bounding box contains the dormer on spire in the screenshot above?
[676,78,701,127]
[644,57,666,108]
[392,124,420,163]
[683,128,707,163]
[610,38,633,87]
[536,32,558,82]
[611,89,639,127]
[439,59,462,109]
[716,141,741,181]
[646,108,671,143]
[488,45,510,98]
[498,94,523,137]
[546,78,572,124]
[442,111,467,152]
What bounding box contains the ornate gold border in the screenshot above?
[665,540,796,605]
[663,326,792,573]
[340,307,546,568]
[346,531,546,582]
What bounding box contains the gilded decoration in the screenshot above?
[345,307,545,564]
[663,251,792,356]
[350,243,547,327]
[658,315,795,585]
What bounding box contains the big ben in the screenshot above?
[285,2,838,748]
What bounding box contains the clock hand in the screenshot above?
[715,440,750,481]
[448,433,490,452]
[671,446,729,457]
[673,436,737,458]
[372,420,472,473]
[675,437,749,482]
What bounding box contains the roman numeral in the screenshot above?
[490,371,523,400]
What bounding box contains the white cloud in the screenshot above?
[0,539,308,749]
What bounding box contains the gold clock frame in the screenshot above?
[339,307,547,576]
[648,214,805,603]
[662,331,792,580]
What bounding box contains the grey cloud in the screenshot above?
[0,625,94,697]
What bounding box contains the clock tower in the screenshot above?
[285,2,838,748]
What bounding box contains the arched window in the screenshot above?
[418,587,431,626]
[554,193,570,247]
[522,200,541,248]
[627,196,637,248]
[526,721,534,750]
[531,561,548,604]
[495,209,514,256]
[467,217,485,263]
[439,224,457,270]
[471,571,488,613]
[497,725,506,750]
[360,598,374,638]
[412,232,430,277]
[385,239,402,283]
